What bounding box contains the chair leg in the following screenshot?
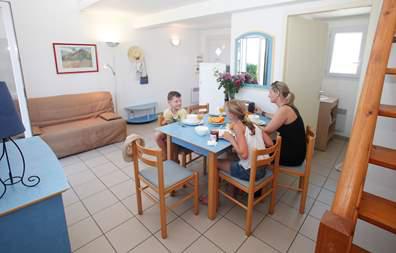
[245,191,255,236]
[159,192,167,239]
[299,176,309,214]
[298,176,304,189]
[135,177,143,215]
[193,172,199,215]
[180,153,187,167]
[203,157,207,176]
[269,181,276,215]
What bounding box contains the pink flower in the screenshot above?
[224,73,232,81]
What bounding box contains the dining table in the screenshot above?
[157,114,269,220]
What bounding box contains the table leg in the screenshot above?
[207,152,218,220]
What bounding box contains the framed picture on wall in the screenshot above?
[52,43,98,74]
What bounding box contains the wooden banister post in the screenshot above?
[315,211,355,253]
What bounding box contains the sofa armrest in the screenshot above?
[99,112,122,121]
[32,126,42,136]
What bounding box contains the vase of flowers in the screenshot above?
[215,71,257,101]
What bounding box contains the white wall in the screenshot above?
[230,0,371,114]
[199,28,231,64]
[114,27,200,117]
[0,11,5,37]
[0,10,16,96]
[321,15,369,137]
[8,0,200,118]
[8,0,115,98]
[284,16,328,131]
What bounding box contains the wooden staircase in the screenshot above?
[315,0,396,252]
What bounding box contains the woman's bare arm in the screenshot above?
[263,107,288,134]
[262,130,273,147]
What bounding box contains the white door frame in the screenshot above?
[0,1,32,137]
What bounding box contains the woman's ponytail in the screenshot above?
[286,92,295,106]
[271,81,295,107]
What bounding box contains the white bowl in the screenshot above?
[248,114,260,122]
[186,114,198,121]
[195,126,209,136]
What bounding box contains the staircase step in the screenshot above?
[358,192,396,233]
[386,68,396,75]
[379,104,396,118]
[350,244,370,253]
[370,145,396,170]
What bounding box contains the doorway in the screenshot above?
[0,1,31,137]
[283,7,371,146]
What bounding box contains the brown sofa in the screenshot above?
[28,92,126,158]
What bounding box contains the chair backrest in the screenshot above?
[131,139,166,189]
[304,125,316,175]
[188,103,209,114]
[158,113,166,126]
[249,135,282,183]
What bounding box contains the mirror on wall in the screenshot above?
[235,32,273,86]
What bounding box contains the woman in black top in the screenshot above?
[256,81,306,166]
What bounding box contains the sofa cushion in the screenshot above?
[28,92,114,127]
[32,126,42,136]
[40,118,126,158]
[99,112,122,121]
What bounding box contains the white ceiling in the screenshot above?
[302,6,371,20]
[86,0,206,15]
[169,13,231,30]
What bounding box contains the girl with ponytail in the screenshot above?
[217,100,273,181]
[199,100,273,205]
[255,81,306,166]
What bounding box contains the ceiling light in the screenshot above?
[215,48,222,56]
[170,36,181,47]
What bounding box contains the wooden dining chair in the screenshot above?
[188,103,209,114]
[158,112,207,175]
[131,138,199,239]
[158,113,192,164]
[218,136,282,236]
[277,126,316,214]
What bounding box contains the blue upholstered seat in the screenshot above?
[280,160,306,174]
[140,160,193,188]
[219,168,273,188]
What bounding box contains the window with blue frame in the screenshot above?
[235,32,273,86]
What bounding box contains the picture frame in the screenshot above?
[52,43,98,74]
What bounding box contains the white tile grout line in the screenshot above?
[284,139,348,252]
[63,135,347,252]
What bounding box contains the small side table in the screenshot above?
[125,102,158,124]
[316,96,338,151]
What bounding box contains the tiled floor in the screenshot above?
[61,122,348,253]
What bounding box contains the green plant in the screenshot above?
[246,64,258,80]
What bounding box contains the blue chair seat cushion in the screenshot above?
[140,160,193,188]
[220,168,273,188]
[280,160,306,174]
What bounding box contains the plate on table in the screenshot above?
[253,119,267,126]
[209,113,226,117]
[181,119,204,126]
[208,116,225,125]
[209,122,225,126]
